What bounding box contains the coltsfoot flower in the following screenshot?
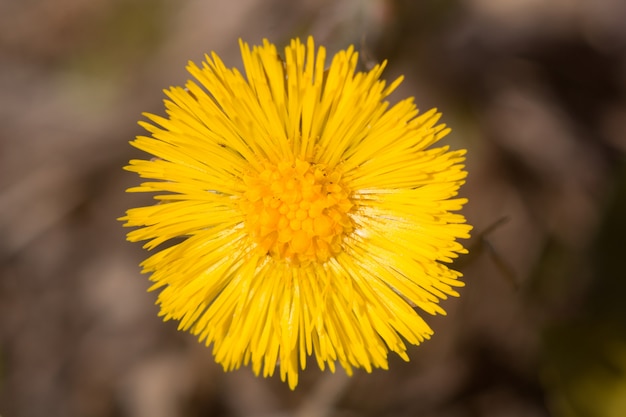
[120,37,472,389]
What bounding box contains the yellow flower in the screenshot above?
[120,37,472,389]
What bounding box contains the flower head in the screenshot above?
[120,37,471,389]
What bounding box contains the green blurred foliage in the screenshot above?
[543,166,626,417]
[67,0,167,78]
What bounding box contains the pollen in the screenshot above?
[242,158,354,263]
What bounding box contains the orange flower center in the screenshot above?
[241,159,354,264]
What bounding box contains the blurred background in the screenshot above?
[1,0,626,416]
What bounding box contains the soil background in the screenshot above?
[1,1,626,416]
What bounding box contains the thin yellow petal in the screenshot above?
[121,36,472,389]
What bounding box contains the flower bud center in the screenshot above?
[242,159,354,264]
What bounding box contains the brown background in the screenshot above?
[1,0,626,416]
